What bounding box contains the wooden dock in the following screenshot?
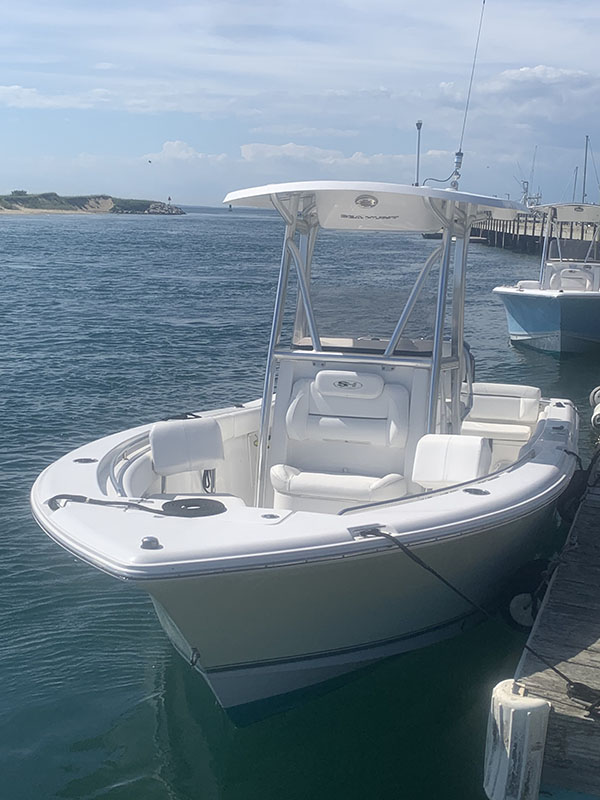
[472,213,599,256]
[513,480,600,796]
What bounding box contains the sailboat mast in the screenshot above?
[582,135,589,203]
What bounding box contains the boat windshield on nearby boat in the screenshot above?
[494,203,600,353]
[31,181,578,717]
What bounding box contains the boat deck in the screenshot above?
[514,479,600,796]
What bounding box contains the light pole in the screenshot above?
[414,120,423,186]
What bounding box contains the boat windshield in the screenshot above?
[292,230,441,349]
[548,235,600,263]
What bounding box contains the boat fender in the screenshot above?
[500,559,549,632]
[589,385,600,408]
[508,593,536,629]
[592,403,600,430]
[161,498,227,517]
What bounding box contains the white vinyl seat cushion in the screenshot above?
[461,420,531,442]
[471,383,541,399]
[462,383,541,444]
[469,384,541,425]
[285,371,409,446]
[549,268,592,291]
[150,417,224,477]
[269,369,411,511]
[270,464,406,503]
[412,434,492,490]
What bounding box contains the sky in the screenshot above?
[2,0,600,206]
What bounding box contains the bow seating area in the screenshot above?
[122,375,539,511]
[268,364,495,513]
[461,382,541,469]
[549,267,593,291]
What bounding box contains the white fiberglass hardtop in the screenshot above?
[224,181,523,231]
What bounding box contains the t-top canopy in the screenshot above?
[536,203,600,225]
[223,181,525,232]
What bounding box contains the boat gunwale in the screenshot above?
[493,285,600,299]
[30,443,577,582]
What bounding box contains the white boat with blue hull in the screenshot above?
[31,182,579,715]
[494,204,600,354]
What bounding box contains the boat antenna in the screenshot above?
[582,134,589,204]
[414,120,423,185]
[528,145,537,196]
[588,139,600,203]
[423,0,486,189]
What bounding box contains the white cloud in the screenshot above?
[241,142,344,164]
[3,1,600,203]
[0,84,98,109]
[481,65,590,95]
[143,141,227,163]
[249,124,359,138]
[240,141,450,171]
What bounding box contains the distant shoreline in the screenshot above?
[0,192,185,215]
[0,207,98,215]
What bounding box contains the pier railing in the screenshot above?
[472,212,598,256]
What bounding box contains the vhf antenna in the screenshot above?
[424,0,486,189]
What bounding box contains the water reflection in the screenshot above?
[110,622,527,800]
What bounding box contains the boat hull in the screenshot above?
[494,288,600,354]
[143,502,555,712]
[30,393,578,717]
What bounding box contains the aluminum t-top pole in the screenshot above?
[539,209,553,285]
[255,194,299,507]
[427,203,455,433]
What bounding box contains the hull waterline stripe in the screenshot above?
[204,609,479,674]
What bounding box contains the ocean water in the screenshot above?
[2,208,599,800]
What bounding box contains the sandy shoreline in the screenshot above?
[0,197,115,214]
[0,207,106,215]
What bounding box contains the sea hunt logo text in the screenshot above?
[334,380,363,389]
[340,214,400,220]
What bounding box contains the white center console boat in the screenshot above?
[31,182,579,717]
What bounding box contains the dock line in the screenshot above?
[371,497,600,720]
